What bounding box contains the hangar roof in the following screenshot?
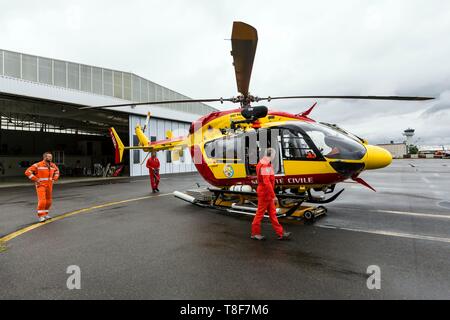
[0,49,217,123]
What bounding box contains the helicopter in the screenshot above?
[82,21,433,221]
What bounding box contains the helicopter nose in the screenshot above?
[364,145,393,170]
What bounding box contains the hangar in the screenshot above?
[0,49,216,179]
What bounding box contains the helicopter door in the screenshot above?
[244,131,257,176]
[244,129,283,176]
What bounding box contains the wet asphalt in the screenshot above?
[0,160,449,299]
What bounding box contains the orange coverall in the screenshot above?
[25,160,60,217]
[146,156,160,190]
[251,156,284,237]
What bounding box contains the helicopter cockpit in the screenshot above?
[280,121,367,161]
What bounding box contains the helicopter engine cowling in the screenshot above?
[241,106,268,120]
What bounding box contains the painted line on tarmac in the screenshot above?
[376,209,450,219]
[317,225,450,244]
[0,193,171,243]
[331,205,450,220]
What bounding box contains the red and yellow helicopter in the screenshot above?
[82,22,433,221]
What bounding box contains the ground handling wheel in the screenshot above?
[303,210,315,223]
[289,205,328,223]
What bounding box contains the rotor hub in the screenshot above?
[231,94,263,108]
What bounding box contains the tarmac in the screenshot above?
[0,159,449,299]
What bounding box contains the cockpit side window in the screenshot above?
[289,122,367,160]
[281,129,319,160]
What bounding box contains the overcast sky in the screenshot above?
[1,0,449,145]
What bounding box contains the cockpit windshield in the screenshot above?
[287,121,367,160]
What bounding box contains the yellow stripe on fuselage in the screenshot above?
[283,160,335,175]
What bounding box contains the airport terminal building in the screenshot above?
[0,49,216,178]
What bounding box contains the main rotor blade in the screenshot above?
[79,98,234,110]
[231,21,258,97]
[259,95,434,102]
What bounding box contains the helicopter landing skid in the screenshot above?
[173,188,328,223]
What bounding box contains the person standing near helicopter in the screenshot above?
[251,148,291,241]
[24,151,60,222]
[146,151,160,193]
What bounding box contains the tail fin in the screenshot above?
[109,128,125,164]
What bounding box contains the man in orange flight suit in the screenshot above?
[251,148,291,241]
[146,151,160,193]
[25,152,60,222]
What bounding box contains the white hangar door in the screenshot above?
[129,115,193,177]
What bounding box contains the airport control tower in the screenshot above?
[403,128,415,147]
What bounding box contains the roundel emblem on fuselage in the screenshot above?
[223,164,234,178]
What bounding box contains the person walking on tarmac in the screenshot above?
[251,148,291,241]
[146,151,160,193]
[24,152,60,222]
